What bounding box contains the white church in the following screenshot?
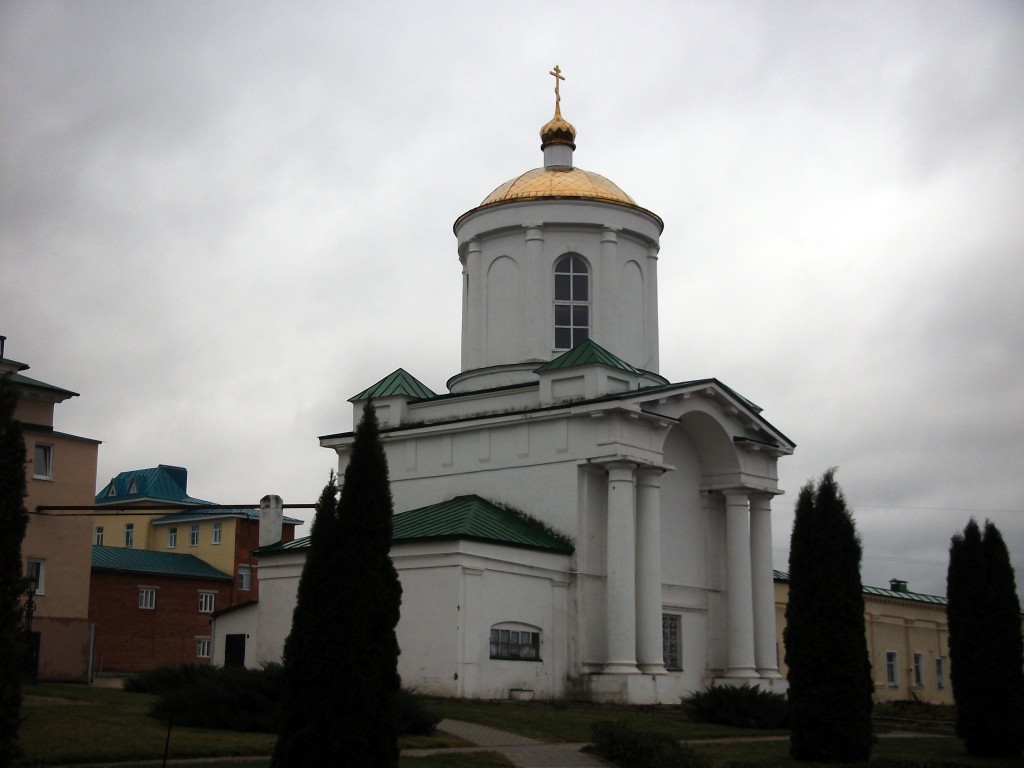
[213,70,794,704]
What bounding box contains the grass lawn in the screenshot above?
[425,696,784,743]
[16,684,488,767]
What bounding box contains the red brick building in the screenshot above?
[89,546,232,674]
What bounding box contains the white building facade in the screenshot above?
[215,81,793,704]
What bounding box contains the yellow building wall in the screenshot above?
[92,512,162,550]
[93,513,239,576]
[151,517,239,574]
[23,430,98,621]
[774,580,954,704]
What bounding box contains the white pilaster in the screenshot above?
[750,494,780,677]
[525,226,546,358]
[635,467,667,674]
[462,239,484,370]
[724,490,758,677]
[605,461,639,674]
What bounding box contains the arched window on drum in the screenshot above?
[553,254,589,350]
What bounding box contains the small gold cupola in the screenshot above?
[540,65,576,168]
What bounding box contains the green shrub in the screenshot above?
[591,719,708,768]
[682,683,789,729]
[394,687,441,735]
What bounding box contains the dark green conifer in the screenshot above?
[784,469,873,762]
[0,375,29,765]
[947,519,1024,758]
[273,402,402,767]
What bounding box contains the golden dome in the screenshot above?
[479,167,637,206]
[540,113,576,149]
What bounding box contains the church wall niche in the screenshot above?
[659,427,707,588]
[485,255,521,365]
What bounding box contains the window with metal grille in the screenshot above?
[489,624,541,661]
[553,254,589,350]
[662,613,682,670]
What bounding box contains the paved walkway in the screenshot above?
[402,718,609,767]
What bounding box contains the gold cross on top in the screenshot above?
[550,65,565,115]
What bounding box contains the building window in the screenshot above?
[33,444,53,479]
[662,613,682,670]
[167,527,177,548]
[238,564,252,591]
[25,559,45,594]
[913,652,924,687]
[139,587,156,610]
[936,657,945,689]
[553,254,589,350]
[489,624,541,661]
[212,521,222,545]
[94,526,104,546]
[196,637,211,658]
[189,524,199,547]
[199,592,215,613]
[885,651,899,687]
[124,523,134,548]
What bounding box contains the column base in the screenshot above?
[602,661,641,675]
[588,671,681,704]
[722,666,760,679]
[638,662,668,675]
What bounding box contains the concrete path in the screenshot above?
[401,718,610,767]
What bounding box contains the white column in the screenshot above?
[725,490,757,677]
[524,226,546,362]
[605,462,639,674]
[645,244,660,374]
[635,468,667,673]
[750,494,780,676]
[462,239,484,370]
[597,227,618,350]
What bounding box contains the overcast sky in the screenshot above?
[3,0,1022,596]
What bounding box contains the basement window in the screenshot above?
[489,623,541,661]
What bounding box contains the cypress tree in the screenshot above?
[947,519,1024,758]
[273,402,402,767]
[784,469,873,762]
[0,375,29,765]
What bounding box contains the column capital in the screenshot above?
[523,225,544,241]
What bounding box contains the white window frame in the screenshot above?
[553,254,590,350]
[196,637,211,658]
[139,587,156,610]
[167,527,177,548]
[25,558,45,594]
[662,613,682,670]
[488,622,541,661]
[189,524,199,547]
[33,443,53,480]
[885,651,899,688]
[93,526,104,546]
[237,564,252,592]
[913,652,924,687]
[212,521,222,545]
[124,523,134,548]
[198,591,216,613]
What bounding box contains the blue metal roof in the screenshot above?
[96,465,211,506]
[91,546,232,580]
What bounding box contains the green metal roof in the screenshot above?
[349,368,437,403]
[8,371,78,398]
[91,546,232,580]
[152,509,303,526]
[534,338,641,375]
[774,570,947,606]
[96,465,211,506]
[392,495,573,552]
[259,494,574,555]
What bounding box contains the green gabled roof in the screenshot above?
[259,495,574,555]
[349,368,437,403]
[774,570,947,606]
[392,495,573,552]
[534,338,641,375]
[91,546,232,580]
[8,371,78,398]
